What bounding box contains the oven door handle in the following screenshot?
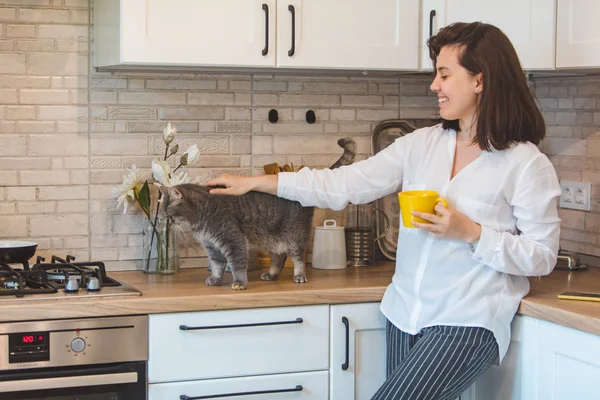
[0,371,138,392]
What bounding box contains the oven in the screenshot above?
[0,315,147,400]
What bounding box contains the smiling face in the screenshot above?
[430,45,482,130]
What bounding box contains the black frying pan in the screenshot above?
[0,241,38,264]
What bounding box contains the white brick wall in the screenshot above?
[1,1,597,267]
[0,0,89,262]
[537,77,600,256]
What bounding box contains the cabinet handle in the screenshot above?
[180,385,303,399]
[429,10,436,38]
[341,316,349,370]
[179,317,303,331]
[288,5,296,56]
[262,4,269,56]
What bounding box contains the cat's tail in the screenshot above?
[329,138,356,169]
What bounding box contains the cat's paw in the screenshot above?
[205,276,222,286]
[293,274,308,283]
[261,272,278,281]
[231,281,247,290]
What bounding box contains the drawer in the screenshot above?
[148,370,328,400]
[148,305,329,383]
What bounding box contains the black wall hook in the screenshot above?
[268,109,278,123]
[306,110,316,124]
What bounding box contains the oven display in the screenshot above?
[20,334,45,344]
[8,331,50,363]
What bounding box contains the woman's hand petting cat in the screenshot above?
[412,202,481,243]
[204,174,279,196]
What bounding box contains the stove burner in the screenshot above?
[0,264,58,297]
[0,271,19,289]
[46,269,82,283]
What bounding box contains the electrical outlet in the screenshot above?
[560,180,591,211]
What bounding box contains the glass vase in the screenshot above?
[142,216,179,274]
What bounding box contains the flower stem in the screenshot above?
[146,190,162,271]
[165,218,170,270]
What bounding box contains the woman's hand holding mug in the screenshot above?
[398,190,481,243]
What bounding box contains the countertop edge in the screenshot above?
[0,287,388,322]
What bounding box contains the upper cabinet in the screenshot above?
[276,0,419,71]
[94,0,277,68]
[420,0,556,71]
[556,0,600,69]
[93,0,420,71]
[94,0,600,73]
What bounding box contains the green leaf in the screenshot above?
[169,144,179,156]
[138,180,151,217]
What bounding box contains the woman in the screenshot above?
[205,22,561,400]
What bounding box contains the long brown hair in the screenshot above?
[427,22,545,151]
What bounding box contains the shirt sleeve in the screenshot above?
[472,153,561,276]
[277,131,416,210]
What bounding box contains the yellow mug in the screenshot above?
[398,190,448,228]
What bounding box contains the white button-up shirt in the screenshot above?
[278,124,561,362]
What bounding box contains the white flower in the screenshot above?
[181,144,200,166]
[163,122,176,144]
[112,165,142,214]
[152,159,171,186]
[168,169,190,186]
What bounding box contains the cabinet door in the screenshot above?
[429,0,555,71]
[149,371,328,400]
[464,315,540,400]
[276,0,419,70]
[119,0,276,67]
[330,302,387,400]
[556,0,600,68]
[537,319,600,400]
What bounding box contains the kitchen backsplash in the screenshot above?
[0,1,599,269]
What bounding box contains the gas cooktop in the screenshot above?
[0,255,140,302]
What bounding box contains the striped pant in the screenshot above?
[370,321,499,400]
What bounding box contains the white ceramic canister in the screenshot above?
[312,219,347,270]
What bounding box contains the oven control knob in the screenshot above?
[65,276,79,292]
[71,337,86,353]
[86,277,100,292]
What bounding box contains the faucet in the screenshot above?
[555,248,583,270]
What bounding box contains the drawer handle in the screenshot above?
[341,316,349,370]
[180,384,303,399]
[179,317,303,331]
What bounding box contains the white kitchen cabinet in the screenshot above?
[148,371,328,400]
[556,0,600,69]
[276,0,419,71]
[537,318,600,400]
[419,0,556,71]
[93,0,420,71]
[329,302,387,400]
[94,0,277,68]
[462,315,541,400]
[464,314,600,400]
[148,305,329,383]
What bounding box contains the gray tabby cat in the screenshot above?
[162,138,356,290]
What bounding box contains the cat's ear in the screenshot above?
[168,187,183,200]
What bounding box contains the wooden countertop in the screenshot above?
[1,263,600,338]
[0,264,394,323]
